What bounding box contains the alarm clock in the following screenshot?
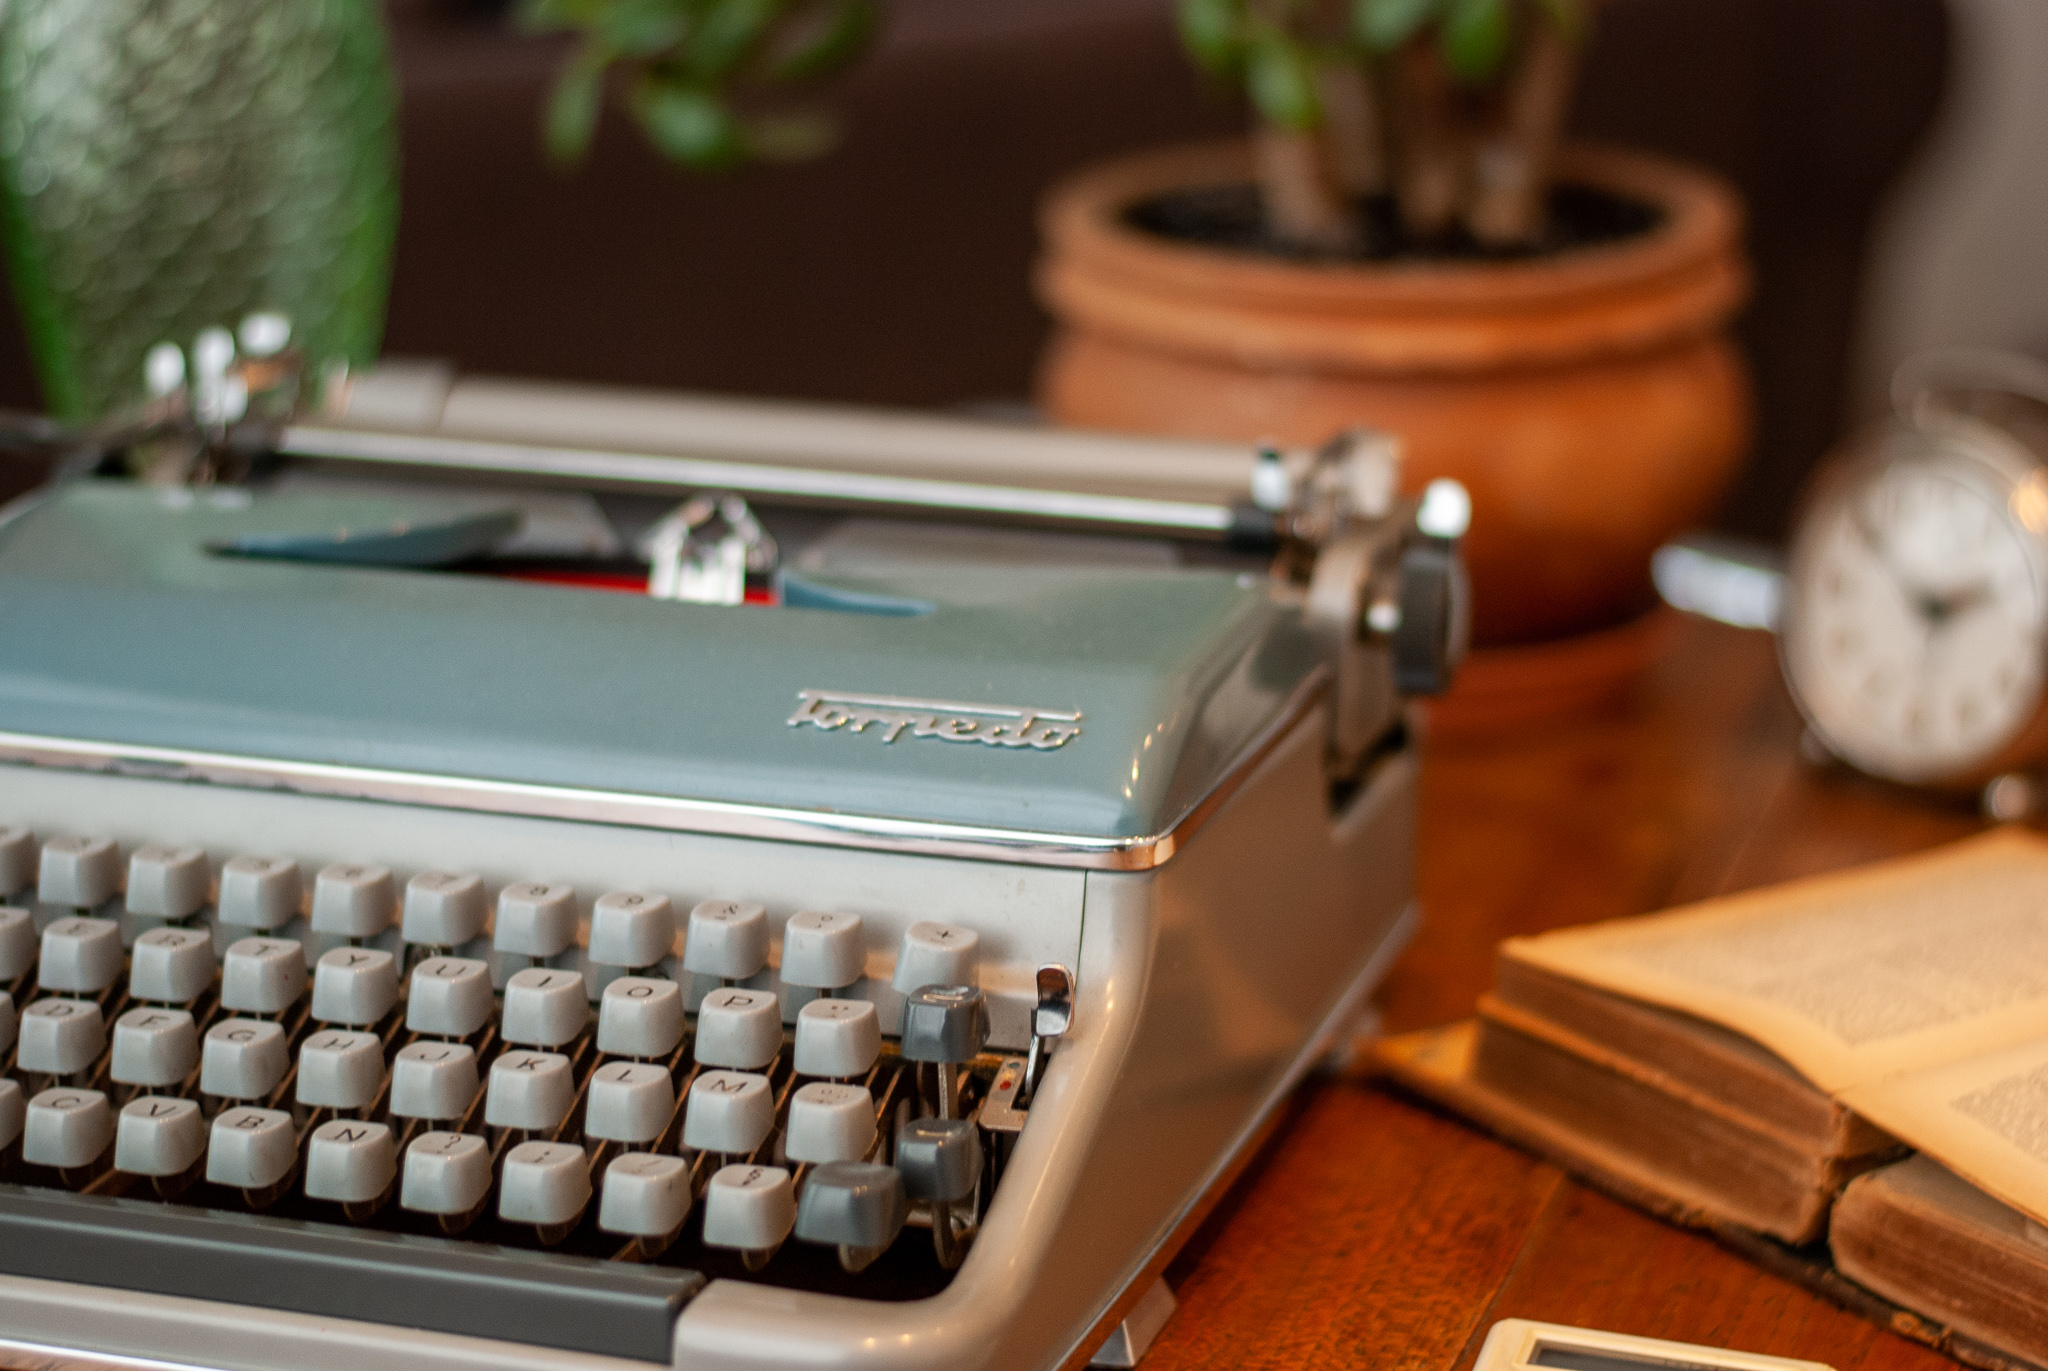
[1779,349,2048,789]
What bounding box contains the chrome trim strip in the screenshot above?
[0,672,1325,872]
[0,1335,228,1371]
[278,426,1239,535]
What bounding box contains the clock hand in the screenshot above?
[1850,502,1989,629]
[1923,581,1995,629]
[1851,503,1939,612]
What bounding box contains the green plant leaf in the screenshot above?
[599,0,690,55]
[685,0,784,80]
[1440,0,1510,83]
[765,0,877,82]
[634,78,745,167]
[1532,0,1587,43]
[546,45,610,164]
[1178,0,1245,76]
[1246,28,1320,130]
[516,0,608,34]
[742,110,841,161]
[1354,0,1443,53]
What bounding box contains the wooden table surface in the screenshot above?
[1141,614,1989,1371]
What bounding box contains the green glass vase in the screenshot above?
[0,0,399,421]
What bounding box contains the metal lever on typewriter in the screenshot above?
[1020,963,1073,1106]
[1297,430,1470,781]
[972,965,1073,1195]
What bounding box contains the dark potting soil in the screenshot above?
[1122,182,1662,263]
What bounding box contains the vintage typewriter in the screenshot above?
[0,337,1465,1370]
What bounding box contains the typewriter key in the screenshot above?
[200,1019,289,1100]
[310,947,398,1026]
[125,845,209,921]
[684,1071,775,1156]
[780,911,865,991]
[684,900,769,981]
[784,1082,877,1164]
[38,917,123,993]
[37,836,120,910]
[17,998,105,1076]
[495,882,577,960]
[794,1161,907,1272]
[114,1096,205,1180]
[23,1087,113,1171]
[401,1130,493,1224]
[406,956,493,1037]
[499,1140,591,1236]
[703,1163,796,1260]
[305,1118,398,1213]
[205,1107,296,1192]
[297,1030,385,1111]
[0,905,33,980]
[589,891,676,970]
[585,1061,674,1144]
[129,926,217,1004]
[0,827,34,897]
[599,1151,691,1247]
[794,999,881,1079]
[500,967,587,1046]
[486,1050,576,1131]
[219,937,307,1015]
[598,975,685,1058]
[109,1007,200,1088]
[402,871,487,948]
[218,857,302,931]
[0,1078,22,1154]
[311,863,396,939]
[389,1041,481,1121]
[694,987,781,1070]
[891,922,980,995]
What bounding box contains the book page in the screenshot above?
[1505,829,2048,1093]
[1842,1037,2048,1227]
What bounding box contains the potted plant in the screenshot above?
[1034,0,1751,713]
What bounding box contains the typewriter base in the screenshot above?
[0,710,1418,1371]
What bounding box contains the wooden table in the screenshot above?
[1142,614,1987,1371]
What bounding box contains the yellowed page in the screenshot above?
[1506,828,2048,1093]
[1842,1037,2048,1227]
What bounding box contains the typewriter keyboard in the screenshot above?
[0,825,1058,1358]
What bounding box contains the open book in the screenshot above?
[1376,828,2048,1370]
[1506,827,2048,1226]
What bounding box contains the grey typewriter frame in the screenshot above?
[0,695,1416,1371]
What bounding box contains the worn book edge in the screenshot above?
[1505,828,2048,1095]
[1371,1019,1838,1243]
[1833,1157,2048,1371]
[1373,1024,2048,1371]
[1488,959,1888,1155]
[1478,995,1895,1162]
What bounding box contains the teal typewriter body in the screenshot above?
[0,480,1315,843]
[0,372,1447,1371]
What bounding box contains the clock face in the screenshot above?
[1783,450,2048,783]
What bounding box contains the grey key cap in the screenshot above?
[894,1116,983,1203]
[899,984,990,1064]
[793,1161,907,1250]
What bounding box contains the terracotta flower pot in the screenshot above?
[1034,140,1751,648]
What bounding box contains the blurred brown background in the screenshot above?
[0,0,1967,541]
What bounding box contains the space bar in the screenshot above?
[0,1184,703,1364]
